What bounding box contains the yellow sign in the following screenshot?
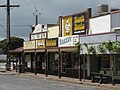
[46,38,58,47]
[37,39,45,48]
[74,15,85,23]
[74,23,85,31]
[63,16,72,36]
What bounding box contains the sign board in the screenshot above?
[62,11,88,36]
[58,35,79,47]
[36,39,45,48]
[63,16,73,36]
[46,38,58,47]
[24,40,35,49]
[31,33,46,40]
[73,12,88,34]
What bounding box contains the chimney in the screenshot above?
[97,4,108,15]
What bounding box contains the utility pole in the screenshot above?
[0,0,19,70]
[33,6,40,75]
[33,6,41,25]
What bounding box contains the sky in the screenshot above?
[0,0,120,41]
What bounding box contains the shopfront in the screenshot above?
[58,35,80,78]
[45,38,59,75]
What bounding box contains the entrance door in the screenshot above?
[61,53,66,73]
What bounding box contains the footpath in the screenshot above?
[2,70,120,90]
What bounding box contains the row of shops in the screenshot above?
[10,33,120,82]
[17,35,82,79]
[10,6,120,84]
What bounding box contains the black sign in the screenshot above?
[72,12,88,35]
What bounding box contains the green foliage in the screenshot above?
[0,37,24,54]
[74,42,80,54]
[97,40,120,54]
[84,43,96,55]
[10,37,24,50]
[98,43,106,53]
[87,46,96,54]
[113,41,120,53]
[104,40,113,52]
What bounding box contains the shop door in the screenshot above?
[49,53,59,73]
[61,53,66,73]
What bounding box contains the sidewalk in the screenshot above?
[9,71,120,90]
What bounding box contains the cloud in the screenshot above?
[0,0,120,40]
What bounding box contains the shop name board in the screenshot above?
[24,41,35,49]
[37,39,45,48]
[59,37,72,45]
[46,38,58,47]
[59,35,79,47]
[31,33,46,40]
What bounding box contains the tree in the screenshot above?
[0,37,24,54]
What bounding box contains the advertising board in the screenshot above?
[62,11,88,36]
[63,16,73,36]
[36,39,45,48]
[46,38,58,47]
[24,40,35,49]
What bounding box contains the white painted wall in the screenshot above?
[89,14,111,34]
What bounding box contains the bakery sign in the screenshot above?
[36,39,45,48]
[46,38,58,47]
[58,35,79,47]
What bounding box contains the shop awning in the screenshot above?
[9,47,23,53]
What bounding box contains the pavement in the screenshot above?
[1,70,120,90]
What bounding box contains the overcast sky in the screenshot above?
[0,0,120,40]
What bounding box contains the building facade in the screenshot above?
[10,6,120,84]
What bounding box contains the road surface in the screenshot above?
[0,74,112,90]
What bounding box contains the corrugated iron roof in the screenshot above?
[9,47,23,53]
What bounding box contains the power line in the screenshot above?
[1,24,32,27]
[0,24,6,32]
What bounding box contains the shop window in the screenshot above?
[74,56,79,69]
[100,55,110,69]
[65,54,72,68]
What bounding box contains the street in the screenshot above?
[0,74,111,90]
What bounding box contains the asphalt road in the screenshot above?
[0,74,111,90]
